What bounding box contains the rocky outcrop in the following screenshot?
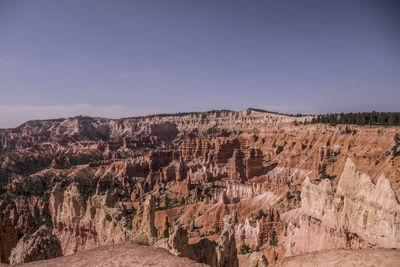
[49,183,132,255]
[228,149,264,182]
[285,158,400,256]
[131,202,143,232]
[190,238,218,267]
[1,111,400,266]
[9,225,62,265]
[217,216,239,267]
[156,217,239,267]
[224,183,264,204]
[159,216,170,238]
[235,206,281,250]
[156,224,198,262]
[248,252,269,267]
[0,220,18,263]
[125,159,149,178]
[131,195,158,245]
[167,224,198,260]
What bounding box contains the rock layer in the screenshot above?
[0,110,399,265]
[9,225,62,265]
[49,183,132,255]
[286,158,400,256]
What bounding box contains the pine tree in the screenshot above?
[257,209,265,220]
[269,228,278,259]
[240,243,250,254]
[318,164,330,179]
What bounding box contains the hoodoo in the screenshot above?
[0,110,399,266]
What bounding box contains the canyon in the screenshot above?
[0,109,399,266]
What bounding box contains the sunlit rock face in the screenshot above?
[1,110,400,265]
[9,225,62,265]
[49,183,132,255]
[286,158,400,256]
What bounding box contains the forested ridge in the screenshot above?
[309,112,400,126]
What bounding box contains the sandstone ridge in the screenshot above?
[286,158,400,256]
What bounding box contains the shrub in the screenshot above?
[240,243,250,254]
[318,164,329,179]
[256,209,266,220]
[269,228,278,248]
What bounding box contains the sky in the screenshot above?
[0,0,399,128]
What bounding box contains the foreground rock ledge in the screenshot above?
[7,243,207,267]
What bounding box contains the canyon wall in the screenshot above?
[285,158,400,256]
[0,110,399,265]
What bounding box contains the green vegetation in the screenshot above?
[248,107,307,117]
[318,164,335,180]
[124,109,233,120]
[269,228,278,248]
[392,133,400,158]
[269,228,278,260]
[256,209,267,220]
[240,243,250,254]
[309,111,400,126]
[318,164,329,179]
[340,125,357,135]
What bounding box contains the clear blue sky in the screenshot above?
[0,0,399,127]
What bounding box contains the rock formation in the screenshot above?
[49,183,132,255]
[131,195,158,245]
[167,224,198,260]
[248,252,269,267]
[0,220,18,263]
[1,110,399,265]
[156,217,239,267]
[285,158,400,256]
[159,216,170,238]
[217,216,239,267]
[9,225,62,265]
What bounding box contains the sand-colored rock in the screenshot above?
[131,195,158,245]
[156,218,240,267]
[49,183,132,255]
[248,252,268,267]
[166,224,198,260]
[217,215,239,267]
[286,158,400,256]
[1,110,400,265]
[9,225,62,265]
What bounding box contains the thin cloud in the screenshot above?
[0,104,167,129]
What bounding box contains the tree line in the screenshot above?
[248,108,307,117]
[309,112,400,126]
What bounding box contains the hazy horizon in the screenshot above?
[1,0,399,128]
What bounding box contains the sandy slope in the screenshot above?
[12,244,208,267]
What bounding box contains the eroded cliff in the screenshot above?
[0,110,399,265]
